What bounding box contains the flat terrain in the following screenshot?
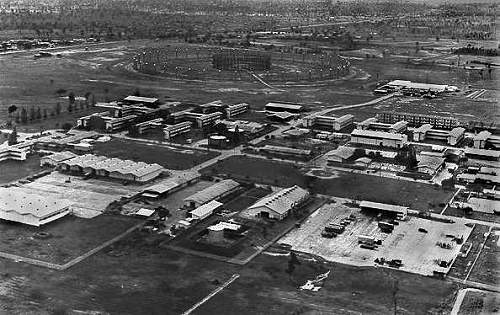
[448,224,491,281]
[0,155,42,184]
[21,172,148,217]
[458,290,500,315]
[93,138,220,170]
[279,201,473,276]
[0,229,459,314]
[202,155,454,211]
[0,214,140,265]
[468,228,500,287]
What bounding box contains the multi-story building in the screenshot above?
[376,111,459,129]
[357,117,408,133]
[472,131,500,149]
[163,121,192,140]
[0,146,27,161]
[184,112,222,128]
[225,103,249,119]
[133,118,164,135]
[413,125,465,146]
[350,129,407,148]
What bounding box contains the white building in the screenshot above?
[184,179,240,208]
[246,185,309,220]
[163,121,192,140]
[59,154,164,183]
[413,125,465,146]
[326,146,357,163]
[134,118,163,134]
[189,200,223,220]
[0,146,28,162]
[0,188,71,226]
[303,113,354,131]
[350,129,407,148]
[184,112,222,128]
[225,103,249,119]
[40,151,78,167]
[472,131,500,149]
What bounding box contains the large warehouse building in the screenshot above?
[183,179,240,208]
[0,188,72,226]
[59,154,164,183]
[246,185,309,220]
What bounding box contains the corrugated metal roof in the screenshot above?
[351,129,407,141]
[0,188,71,219]
[248,185,309,215]
[184,179,240,205]
[191,200,223,218]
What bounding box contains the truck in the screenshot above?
[358,235,376,246]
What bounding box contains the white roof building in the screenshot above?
[40,151,78,167]
[190,200,223,220]
[0,188,71,226]
[246,185,309,220]
[184,179,240,207]
[59,154,164,182]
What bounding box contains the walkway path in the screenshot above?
[181,274,240,315]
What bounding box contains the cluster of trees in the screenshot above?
[4,92,95,127]
[394,145,418,170]
[454,46,498,57]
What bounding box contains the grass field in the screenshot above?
[201,155,453,211]
[0,214,140,265]
[0,228,459,314]
[448,224,490,281]
[93,138,220,170]
[458,290,500,315]
[0,155,42,184]
[468,228,499,287]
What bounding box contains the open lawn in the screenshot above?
[0,228,459,315]
[202,155,453,211]
[0,155,42,184]
[93,138,220,170]
[0,214,140,265]
[468,228,500,287]
[458,290,500,315]
[448,224,490,281]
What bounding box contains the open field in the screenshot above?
[444,206,500,224]
[0,214,140,265]
[93,137,220,170]
[0,155,42,184]
[201,155,454,211]
[279,201,473,276]
[448,224,490,281]
[0,228,459,315]
[468,228,500,287]
[458,290,500,315]
[3,38,496,133]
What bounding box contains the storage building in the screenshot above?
[246,185,309,220]
[189,200,223,220]
[0,188,71,226]
[184,179,240,208]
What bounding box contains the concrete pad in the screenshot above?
[279,200,473,276]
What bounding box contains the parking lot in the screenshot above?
[279,199,473,276]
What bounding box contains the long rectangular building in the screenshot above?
[0,188,71,226]
[225,103,249,119]
[59,154,164,182]
[163,121,192,140]
[246,185,309,220]
[0,146,27,162]
[350,129,407,148]
[376,111,459,129]
[184,179,240,208]
[304,113,354,131]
